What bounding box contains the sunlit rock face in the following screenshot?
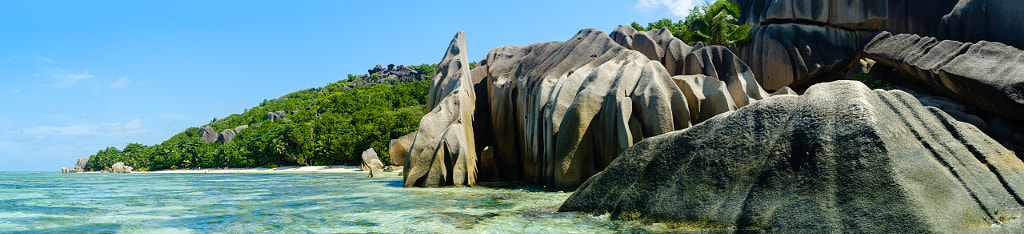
[404,28,778,190]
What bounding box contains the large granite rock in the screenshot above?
[745,23,874,90]
[561,81,1024,232]
[350,63,431,88]
[108,162,133,173]
[609,26,694,76]
[388,132,415,166]
[404,28,779,190]
[74,157,89,172]
[215,129,237,144]
[883,0,959,36]
[736,0,885,91]
[404,31,479,187]
[681,46,770,109]
[262,111,287,123]
[360,148,384,171]
[199,126,218,144]
[475,28,691,190]
[938,0,1024,50]
[736,0,887,30]
[862,32,1024,122]
[233,125,248,133]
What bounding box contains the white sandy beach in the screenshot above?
[141,165,401,174]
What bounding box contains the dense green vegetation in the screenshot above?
[87,65,435,171]
[629,0,754,46]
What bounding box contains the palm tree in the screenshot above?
[682,0,753,46]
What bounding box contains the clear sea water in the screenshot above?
[0,171,680,233]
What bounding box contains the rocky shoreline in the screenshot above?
[397,0,1024,231]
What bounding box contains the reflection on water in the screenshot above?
[0,172,689,233]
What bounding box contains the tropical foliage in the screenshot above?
[87,64,436,171]
[629,0,754,46]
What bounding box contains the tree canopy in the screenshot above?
[629,0,754,46]
[87,64,436,171]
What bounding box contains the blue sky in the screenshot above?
[0,0,698,171]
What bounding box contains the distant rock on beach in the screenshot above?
[108,162,133,173]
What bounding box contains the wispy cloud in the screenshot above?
[99,119,143,134]
[636,0,701,18]
[107,76,133,89]
[24,125,92,136]
[53,69,94,85]
[35,55,55,63]
[23,119,147,136]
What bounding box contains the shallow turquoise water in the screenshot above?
[0,172,673,233]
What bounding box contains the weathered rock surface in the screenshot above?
[736,0,887,30]
[561,81,1024,231]
[404,31,478,187]
[862,32,1024,122]
[199,126,218,144]
[262,111,287,123]
[883,0,959,36]
[74,157,89,172]
[736,0,885,91]
[476,28,690,190]
[215,129,236,144]
[233,125,248,134]
[745,23,873,90]
[360,148,384,171]
[388,132,415,166]
[404,28,779,190]
[938,0,1024,50]
[108,162,133,173]
[609,26,693,76]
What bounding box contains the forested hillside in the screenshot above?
[86,64,436,171]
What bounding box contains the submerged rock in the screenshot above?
[561,81,1024,231]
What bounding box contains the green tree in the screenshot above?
[682,0,754,46]
[626,0,753,46]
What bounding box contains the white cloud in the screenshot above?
[24,125,92,136]
[35,55,55,63]
[23,119,146,136]
[53,69,94,85]
[107,76,133,89]
[636,0,701,18]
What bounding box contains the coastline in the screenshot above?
[136,165,395,174]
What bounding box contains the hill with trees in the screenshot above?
[86,63,437,171]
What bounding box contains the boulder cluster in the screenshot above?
[397,0,1024,230]
[199,125,249,144]
[402,28,794,190]
[60,157,90,173]
[347,63,430,88]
